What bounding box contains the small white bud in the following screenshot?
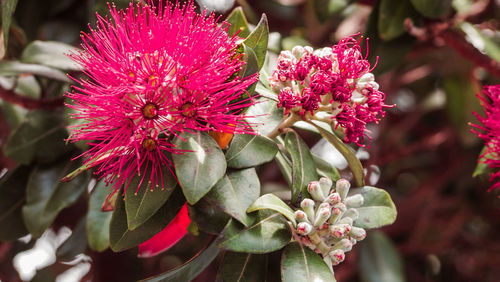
[330,224,351,238]
[300,198,315,221]
[329,249,345,266]
[329,202,347,224]
[296,222,313,236]
[294,210,309,223]
[325,192,341,205]
[332,238,353,252]
[292,46,305,58]
[304,46,314,54]
[345,194,364,208]
[319,177,333,197]
[335,179,351,200]
[313,207,331,227]
[349,226,367,241]
[307,181,325,202]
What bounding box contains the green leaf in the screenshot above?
[0,61,70,82]
[3,110,71,165]
[358,231,405,282]
[109,187,185,252]
[378,0,414,41]
[313,155,341,181]
[281,242,336,282]
[172,132,226,205]
[282,36,310,51]
[1,0,18,50]
[226,134,278,169]
[56,217,87,261]
[247,193,296,226]
[226,7,250,37]
[284,131,318,204]
[86,180,112,252]
[140,239,220,282]
[461,22,500,63]
[124,167,177,230]
[188,199,230,235]
[245,97,283,136]
[275,151,293,186]
[220,252,268,282]
[243,14,269,69]
[473,146,491,177]
[410,0,452,18]
[311,122,365,187]
[313,0,350,23]
[239,43,259,80]
[0,166,30,241]
[20,40,80,70]
[218,210,292,254]
[23,160,89,237]
[349,186,397,229]
[204,168,260,227]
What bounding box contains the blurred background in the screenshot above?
[1,0,500,281]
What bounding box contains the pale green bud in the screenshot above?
[338,216,353,226]
[345,194,364,208]
[300,198,315,221]
[325,192,341,205]
[330,224,351,238]
[349,226,367,241]
[332,238,353,252]
[296,222,313,235]
[319,177,333,198]
[294,210,309,223]
[335,179,350,200]
[329,203,347,224]
[314,206,331,227]
[329,249,345,266]
[307,181,325,202]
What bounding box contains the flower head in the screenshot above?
[471,85,500,191]
[269,35,390,146]
[67,1,257,192]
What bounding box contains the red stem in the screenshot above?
[0,86,64,110]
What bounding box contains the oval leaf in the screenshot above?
[172,132,226,205]
[203,168,260,227]
[349,186,397,229]
[242,14,269,69]
[226,7,250,37]
[410,0,451,19]
[220,252,268,282]
[188,199,230,235]
[313,155,341,182]
[245,97,284,136]
[0,166,30,241]
[56,217,87,261]
[20,40,80,70]
[86,180,112,252]
[247,194,296,226]
[378,0,414,41]
[1,0,18,49]
[226,134,278,169]
[218,210,292,254]
[284,131,318,204]
[0,61,70,82]
[281,242,336,282]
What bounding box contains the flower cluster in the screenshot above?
[471,85,500,191]
[293,177,366,268]
[269,36,389,145]
[66,2,257,192]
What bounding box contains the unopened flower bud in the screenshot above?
[345,194,364,208]
[342,208,359,221]
[349,226,367,241]
[319,177,333,198]
[332,238,353,252]
[338,216,353,226]
[329,249,345,266]
[294,210,309,223]
[325,192,341,205]
[330,224,351,238]
[300,198,315,221]
[296,222,313,236]
[307,181,325,202]
[314,206,331,227]
[335,179,351,200]
[292,46,305,57]
[329,203,347,223]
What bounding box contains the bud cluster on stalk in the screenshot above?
[293,177,366,267]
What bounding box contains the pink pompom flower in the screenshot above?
[66,1,257,193]
[471,85,500,191]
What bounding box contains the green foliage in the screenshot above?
[0,165,30,241]
[225,134,278,169]
[247,193,297,226]
[1,0,18,50]
[281,242,336,282]
[188,199,231,235]
[226,7,251,37]
[245,97,283,136]
[378,0,416,41]
[313,0,350,23]
[20,40,80,70]
[410,0,452,19]
[56,217,87,261]
[0,61,70,81]
[242,14,269,70]
[86,180,112,252]
[350,186,397,229]
[220,252,268,282]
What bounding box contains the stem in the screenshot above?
[266,113,301,139]
[308,232,331,257]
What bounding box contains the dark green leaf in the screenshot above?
[473,146,491,177]
[313,0,350,23]
[56,217,87,261]
[188,199,230,235]
[284,131,318,204]
[3,110,71,165]
[281,242,336,282]
[311,122,365,187]
[218,210,292,254]
[140,239,220,282]
[313,155,341,181]
[0,61,70,82]
[204,168,260,227]
[239,43,259,80]
[226,7,250,37]
[20,40,80,70]
[124,167,177,230]
[1,0,18,50]
[349,186,397,229]
[243,14,269,69]
[109,187,185,252]
[0,166,30,241]
[274,152,292,186]
[378,0,414,40]
[220,252,268,282]
[410,0,451,18]
[22,160,89,237]
[86,180,112,252]
[226,134,278,169]
[172,132,226,205]
[245,98,283,136]
[247,193,296,226]
[358,231,404,282]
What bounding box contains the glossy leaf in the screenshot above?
[218,210,292,254]
[1,0,18,49]
[20,40,80,70]
[275,152,293,186]
[247,193,296,226]
[473,146,490,177]
[3,110,71,165]
[226,134,278,169]
[284,131,318,204]
[124,167,177,230]
[410,0,451,19]
[312,122,365,187]
[313,0,350,23]
[0,61,70,82]
[140,239,220,282]
[56,217,87,261]
[378,0,414,41]
[281,242,336,282]
[0,166,30,241]
[313,155,341,181]
[23,160,89,237]
[349,186,397,229]
[226,7,250,37]
[109,187,185,252]
[172,132,226,205]
[188,199,230,235]
[245,97,283,136]
[86,180,112,252]
[243,14,269,69]
[239,43,259,80]
[220,252,268,282]
[358,231,405,282]
[204,168,260,226]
